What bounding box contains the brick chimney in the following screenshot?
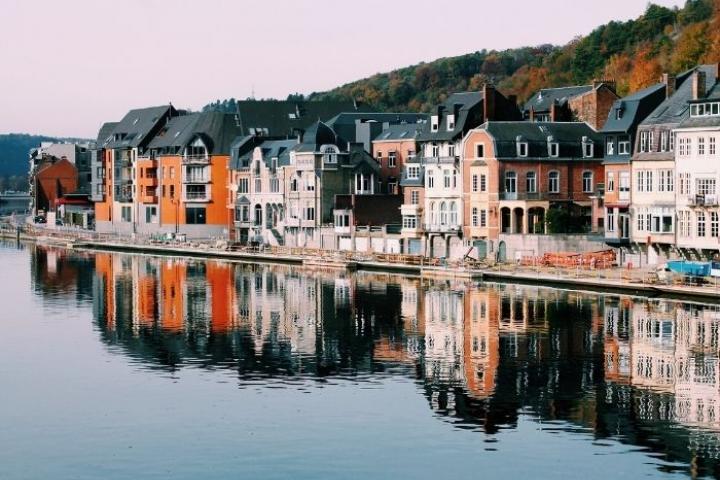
[592,78,616,93]
[692,70,707,100]
[661,73,676,98]
[483,84,496,121]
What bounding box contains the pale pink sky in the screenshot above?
[0,0,683,138]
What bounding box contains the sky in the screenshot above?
[0,0,685,138]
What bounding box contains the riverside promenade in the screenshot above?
[2,223,720,301]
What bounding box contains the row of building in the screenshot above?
[35,63,720,264]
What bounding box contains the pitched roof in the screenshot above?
[373,123,425,141]
[105,105,175,149]
[641,65,717,126]
[417,91,485,142]
[235,100,368,137]
[257,139,298,167]
[95,122,119,147]
[523,85,593,113]
[482,121,604,160]
[601,83,667,133]
[146,111,244,155]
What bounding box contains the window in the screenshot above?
[472,174,478,192]
[290,177,299,192]
[711,137,717,156]
[618,136,631,155]
[304,207,315,221]
[648,131,654,152]
[526,171,537,193]
[169,185,175,199]
[254,178,262,193]
[697,178,717,196]
[607,172,615,192]
[583,141,594,158]
[447,114,455,130]
[321,145,337,163]
[306,176,315,191]
[505,171,517,193]
[698,211,706,237]
[658,169,674,192]
[639,131,649,152]
[480,210,487,227]
[670,132,675,151]
[449,202,458,226]
[411,190,419,205]
[679,172,691,195]
[427,169,434,188]
[660,131,669,152]
[636,170,653,193]
[169,166,175,179]
[699,137,706,156]
[431,144,439,157]
[480,174,487,192]
[431,116,439,132]
[439,202,447,225]
[403,216,417,229]
[712,212,719,238]
[443,170,451,189]
[238,178,249,193]
[186,207,206,225]
[475,144,485,158]
[606,208,615,232]
[606,138,614,156]
[388,152,397,168]
[448,145,456,157]
[121,206,131,222]
[270,177,280,193]
[549,142,559,157]
[429,202,436,225]
[452,169,457,188]
[408,166,420,179]
[376,151,382,162]
[548,171,559,193]
[407,150,415,158]
[517,142,528,157]
[582,171,593,193]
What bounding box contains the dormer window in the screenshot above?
[547,136,559,157]
[475,144,485,158]
[431,115,439,132]
[185,137,208,160]
[447,114,455,131]
[407,165,420,179]
[690,102,720,117]
[639,131,649,152]
[583,141,594,158]
[516,137,528,157]
[618,136,631,155]
[320,145,338,164]
[606,137,615,156]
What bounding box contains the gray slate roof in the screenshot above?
[523,85,593,113]
[641,65,717,126]
[601,83,667,134]
[236,100,368,137]
[417,92,484,142]
[95,122,119,147]
[105,105,175,149]
[482,121,604,160]
[146,111,244,155]
[374,123,424,141]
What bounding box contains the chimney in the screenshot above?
[692,70,707,100]
[483,83,496,121]
[661,73,676,98]
[550,101,559,122]
[592,78,616,93]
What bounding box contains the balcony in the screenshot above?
[183,186,211,202]
[401,204,422,216]
[182,155,210,164]
[424,156,459,165]
[424,224,460,233]
[500,192,549,201]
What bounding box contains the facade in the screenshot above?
[462,122,605,257]
[31,157,78,216]
[332,194,402,253]
[631,65,717,264]
[94,107,244,238]
[372,123,424,195]
[674,66,720,256]
[523,80,619,130]
[400,86,521,258]
[601,81,669,245]
[29,142,91,215]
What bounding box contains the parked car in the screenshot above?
[34,215,46,224]
[55,218,64,226]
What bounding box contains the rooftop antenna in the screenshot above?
[251,84,256,100]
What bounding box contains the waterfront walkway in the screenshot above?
[2,223,719,301]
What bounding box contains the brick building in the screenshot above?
[523,81,619,130]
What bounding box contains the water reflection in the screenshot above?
[29,245,720,478]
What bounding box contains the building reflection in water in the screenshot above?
[30,245,720,477]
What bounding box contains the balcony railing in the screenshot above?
[182,155,210,164]
[183,188,211,202]
[424,224,461,233]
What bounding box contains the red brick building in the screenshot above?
[33,158,79,214]
[372,123,424,195]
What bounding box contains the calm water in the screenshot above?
[3,243,720,479]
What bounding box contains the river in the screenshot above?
[2,241,720,479]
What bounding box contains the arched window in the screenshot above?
[254,204,263,226]
[290,176,299,192]
[582,171,593,193]
[548,171,560,193]
[320,145,338,164]
[429,201,436,225]
[449,202,458,226]
[440,202,447,225]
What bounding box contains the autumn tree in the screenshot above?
[671,21,709,71]
[629,46,663,92]
[604,53,633,96]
